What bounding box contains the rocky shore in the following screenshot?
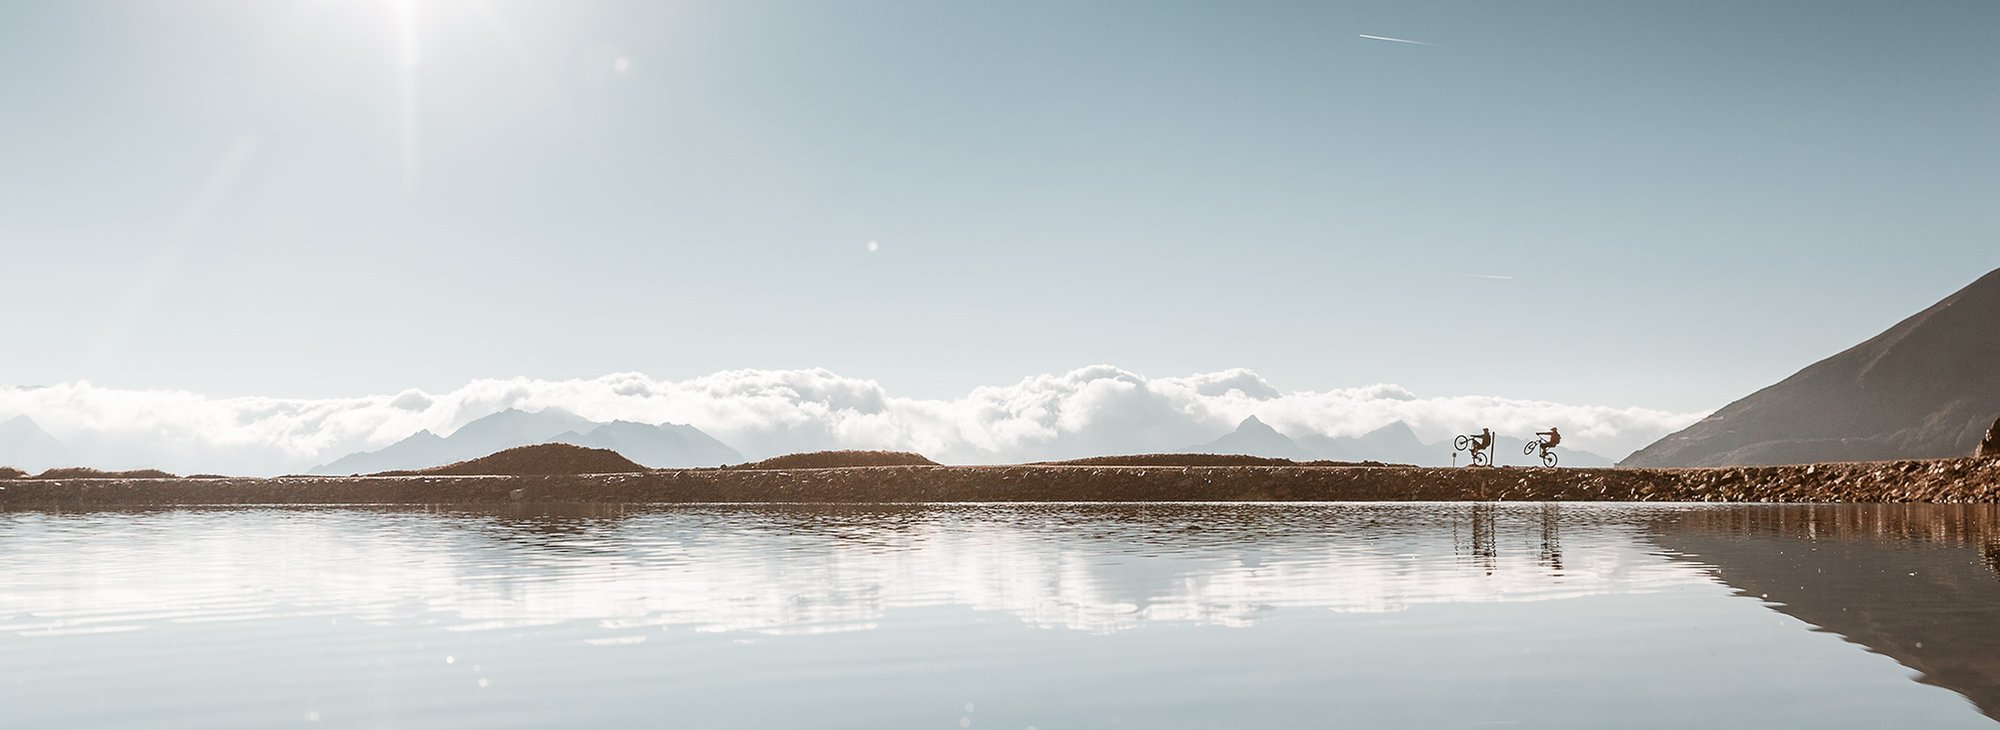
[2,456,1998,508]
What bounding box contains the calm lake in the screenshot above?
[3,503,1998,728]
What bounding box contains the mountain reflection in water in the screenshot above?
[1650,504,2000,720]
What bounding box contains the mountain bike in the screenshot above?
[1454,434,1491,467]
[1525,439,1558,467]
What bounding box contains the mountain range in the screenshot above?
[1624,268,2000,467]
[312,408,742,475]
[1187,416,1615,467]
[0,416,70,472]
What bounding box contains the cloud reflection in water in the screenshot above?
[0,504,1704,638]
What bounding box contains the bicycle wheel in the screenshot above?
[1541,451,1558,468]
[1523,441,1539,456]
[1454,435,1472,452]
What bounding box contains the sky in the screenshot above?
[1,1,1996,468]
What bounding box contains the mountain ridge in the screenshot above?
[1623,268,2000,467]
[0,415,72,472]
[313,409,743,474]
[1186,416,1320,461]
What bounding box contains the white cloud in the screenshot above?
[0,367,1706,474]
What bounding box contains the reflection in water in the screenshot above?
[1652,505,2000,721]
[0,504,1692,637]
[1453,502,1500,575]
[4,503,2000,728]
[1540,503,1566,572]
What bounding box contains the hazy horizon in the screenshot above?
[0,364,1698,474]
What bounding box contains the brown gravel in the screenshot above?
[725,450,940,469]
[29,467,179,480]
[3,456,1998,508]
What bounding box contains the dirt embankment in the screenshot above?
[725,450,939,469]
[25,467,179,479]
[1037,454,1389,468]
[377,443,644,477]
[2,457,1998,508]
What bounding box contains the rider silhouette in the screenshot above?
[1537,427,1561,450]
[1471,427,1493,458]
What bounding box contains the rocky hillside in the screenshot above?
[1625,268,2000,467]
[380,443,645,476]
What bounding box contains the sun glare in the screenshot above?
[387,0,421,199]
[387,0,421,68]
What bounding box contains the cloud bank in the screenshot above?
[0,366,1705,474]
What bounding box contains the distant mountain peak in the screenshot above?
[0,415,55,439]
[1363,420,1419,438]
[1185,415,1314,461]
[1357,421,1427,451]
[452,406,586,429]
[1236,415,1275,432]
[0,414,70,472]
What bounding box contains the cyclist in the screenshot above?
[1470,427,1494,462]
[1536,427,1561,454]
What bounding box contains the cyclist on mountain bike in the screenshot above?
[1471,427,1493,458]
[1455,427,1496,466]
[1536,427,1561,451]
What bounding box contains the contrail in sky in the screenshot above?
[1358,34,1435,46]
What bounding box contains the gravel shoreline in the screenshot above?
[3,457,1998,508]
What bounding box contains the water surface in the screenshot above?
[3,503,1997,728]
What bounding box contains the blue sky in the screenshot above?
[3,0,1996,416]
